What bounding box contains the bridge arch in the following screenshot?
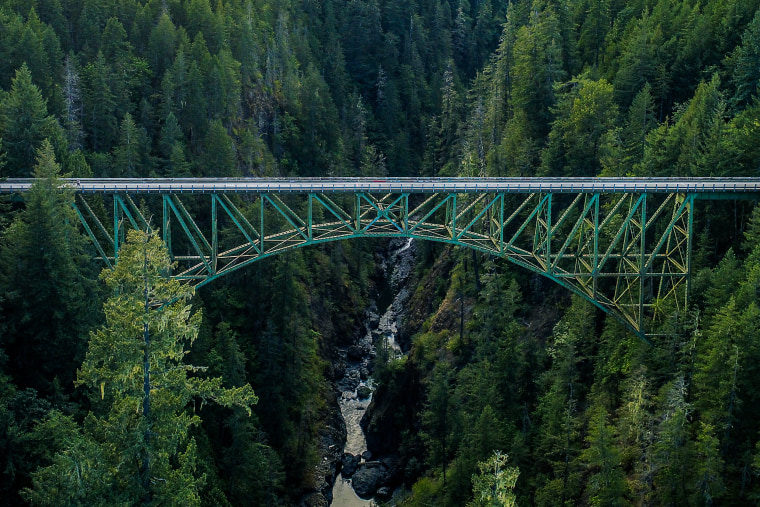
[197,229,632,338]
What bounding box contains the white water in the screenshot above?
[331,475,373,507]
[331,381,374,505]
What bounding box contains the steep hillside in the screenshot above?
[1,0,760,505]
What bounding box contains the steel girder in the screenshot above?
[74,190,694,338]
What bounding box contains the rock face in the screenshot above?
[330,238,417,504]
[351,463,384,498]
[299,492,328,507]
[303,355,347,505]
[347,344,365,361]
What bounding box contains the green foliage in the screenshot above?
[541,77,619,176]
[1,1,760,505]
[581,405,627,506]
[726,8,760,109]
[0,64,63,176]
[511,0,566,138]
[112,113,149,177]
[468,450,519,507]
[23,230,256,505]
[0,140,97,392]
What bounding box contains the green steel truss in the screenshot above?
[74,190,696,338]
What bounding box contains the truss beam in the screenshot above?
[74,190,699,339]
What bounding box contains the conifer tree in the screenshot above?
[0,64,63,176]
[0,139,94,392]
[112,113,148,177]
[468,450,519,507]
[23,229,256,505]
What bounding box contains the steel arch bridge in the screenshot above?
[3,177,759,339]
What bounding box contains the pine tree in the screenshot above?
[23,229,257,505]
[652,376,691,505]
[82,52,117,152]
[201,120,237,176]
[582,405,627,505]
[112,113,148,177]
[421,361,457,487]
[147,11,178,79]
[468,450,519,507]
[541,77,619,177]
[726,8,760,109]
[0,64,63,176]
[511,0,566,138]
[0,139,95,393]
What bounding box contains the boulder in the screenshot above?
[341,453,360,477]
[376,487,392,501]
[351,464,383,499]
[347,345,364,361]
[361,450,372,461]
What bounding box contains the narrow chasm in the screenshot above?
[328,238,416,506]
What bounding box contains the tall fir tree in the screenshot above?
[23,229,256,505]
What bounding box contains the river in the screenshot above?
[329,238,414,506]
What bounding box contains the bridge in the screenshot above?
[3,176,759,339]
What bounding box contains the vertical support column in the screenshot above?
[499,194,505,254]
[448,194,457,239]
[686,194,694,309]
[403,194,409,234]
[532,194,551,270]
[163,195,172,262]
[309,194,315,240]
[593,193,599,299]
[211,195,218,273]
[638,193,647,331]
[356,193,362,232]
[114,196,120,261]
[260,194,265,254]
[546,193,552,271]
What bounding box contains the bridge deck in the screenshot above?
[3,176,758,339]
[2,177,760,194]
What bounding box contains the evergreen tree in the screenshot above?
[611,10,661,108]
[0,64,63,176]
[201,120,237,176]
[0,140,95,393]
[147,11,178,79]
[82,52,117,152]
[727,9,760,110]
[421,360,457,487]
[23,229,256,505]
[511,0,566,138]
[468,450,519,507]
[541,77,618,177]
[112,112,148,177]
[581,405,627,505]
[652,376,691,505]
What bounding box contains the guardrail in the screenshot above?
[2,177,760,195]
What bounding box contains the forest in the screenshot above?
[2,0,760,505]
